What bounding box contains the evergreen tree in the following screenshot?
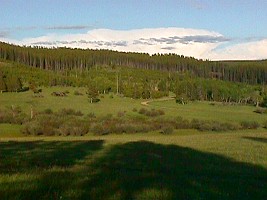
[87,85,99,103]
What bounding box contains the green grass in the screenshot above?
[0,124,23,138]
[0,87,143,117]
[151,100,267,123]
[0,131,266,199]
[1,87,267,199]
[1,87,267,124]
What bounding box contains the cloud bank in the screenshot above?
[0,27,266,60]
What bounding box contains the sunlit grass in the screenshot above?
[0,131,266,199]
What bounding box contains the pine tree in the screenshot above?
[87,85,99,103]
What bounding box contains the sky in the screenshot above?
[0,0,267,60]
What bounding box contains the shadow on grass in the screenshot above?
[243,136,267,144]
[0,140,104,199]
[0,140,266,199]
[0,140,104,173]
[80,141,267,200]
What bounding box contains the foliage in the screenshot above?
[240,121,260,129]
[87,85,99,103]
[1,42,267,85]
[138,108,165,117]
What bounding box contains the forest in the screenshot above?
[0,41,267,84]
[1,42,267,200]
[0,42,267,107]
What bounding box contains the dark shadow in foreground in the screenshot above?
[80,141,267,200]
[0,140,266,200]
[243,136,267,144]
[0,140,104,199]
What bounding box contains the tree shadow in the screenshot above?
[0,140,104,199]
[0,140,266,199]
[79,141,267,200]
[0,140,104,173]
[243,136,267,144]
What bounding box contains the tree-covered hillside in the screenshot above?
[0,42,267,84]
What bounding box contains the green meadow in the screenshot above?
[0,131,266,199]
[0,87,267,199]
[1,87,266,123]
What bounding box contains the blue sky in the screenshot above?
[0,0,267,60]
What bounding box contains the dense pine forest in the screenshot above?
[1,42,267,84]
[0,42,267,106]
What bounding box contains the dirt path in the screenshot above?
[141,97,175,106]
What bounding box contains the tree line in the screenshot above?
[1,60,266,107]
[0,42,267,84]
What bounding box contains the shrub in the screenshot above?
[158,109,165,115]
[58,119,89,136]
[43,108,53,114]
[197,121,213,131]
[263,121,267,128]
[21,121,43,136]
[57,108,83,116]
[161,126,174,134]
[174,116,191,129]
[138,108,165,117]
[91,123,110,135]
[139,108,147,115]
[87,112,96,119]
[254,109,266,114]
[117,111,126,118]
[132,108,138,112]
[0,107,29,124]
[240,121,260,129]
[191,119,201,129]
[21,114,64,136]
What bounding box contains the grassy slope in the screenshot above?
[1,87,267,122]
[0,131,266,199]
[0,85,267,198]
[151,100,267,123]
[0,87,143,117]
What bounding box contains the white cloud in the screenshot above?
[1,27,266,60]
[206,39,267,60]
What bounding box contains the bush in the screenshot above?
[132,108,138,112]
[91,123,110,135]
[21,114,64,136]
[191,119,201,129]
[0,107,29,124]
[138,108,165,117]
[254,109,266,114]
[117,111,126,118]
[58,119,89,136]
[158,109,165,115]
[57,108,83,116]
[161,126,174,134]
[241,121,260,129]
[138,108,147,115]
[87,112,96,119]
[42,108,53,114]
[263,121,267,128]
[174,116,191,129]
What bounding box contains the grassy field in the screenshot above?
[0,131,266,199]
[0,87,143,117]
[1,87,267,123]
[1,87,267,199]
